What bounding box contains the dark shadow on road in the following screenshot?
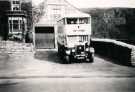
[34,50,62,64]
[34,50,134,67]
[96,54,133,67]
[34,50,94,64]
[0,82,19,87]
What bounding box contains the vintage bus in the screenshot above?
[57,14,94,63]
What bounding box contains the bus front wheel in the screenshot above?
[64,55,71,64]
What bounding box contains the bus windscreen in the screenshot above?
[66,18,89,24]
[67,18,78,24]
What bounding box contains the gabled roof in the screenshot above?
[36,0,90,26]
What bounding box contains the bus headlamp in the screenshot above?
[85,48,90,52]
[72,49,75,52]
[90,48,95,53]
[66,50,71,55]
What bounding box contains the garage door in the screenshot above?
[35,27,55,49]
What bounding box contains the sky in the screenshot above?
[32,0,135,8]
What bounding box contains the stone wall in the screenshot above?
[91,38,135,66]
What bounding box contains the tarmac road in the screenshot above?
[0,50,135,78]
[0,78,135,92]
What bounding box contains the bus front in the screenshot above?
[64,17,94,62]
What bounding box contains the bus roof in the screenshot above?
[64,13,90,17]
[58,13,91,21]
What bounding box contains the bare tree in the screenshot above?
[32,0,46,24]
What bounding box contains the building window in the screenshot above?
[12,0,20,11]
[22,21,25,31]
[13,7,19,10]
[13,20,19,30]
[13,1,20,4]
[13,1,16,4]
[16,1,20,4]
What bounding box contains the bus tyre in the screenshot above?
[86,54,94,63]
[90,57,94,63]
[90,54,94,63]
[64,55,71,64]
[58,46,60,56]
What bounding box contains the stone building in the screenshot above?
[0,0,32,40]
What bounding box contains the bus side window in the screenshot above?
[79,19,85,24]
[67,18,70,24]
[79,18,88,24]
[67,18,77,24]
[71,21,74,24]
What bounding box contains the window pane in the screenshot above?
[13,1,20,4]
[13,20,19,30]
[13,1,16,4]
[16,1,20,4]
[22,22,25,30]
[9,20,12,24]
[13,20,18,24]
